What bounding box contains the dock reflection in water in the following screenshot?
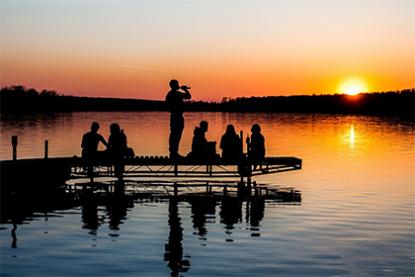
[0,182,301,276]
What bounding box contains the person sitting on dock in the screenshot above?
[220,124,242,162]
[247,124,265,162]
[187,121,217,160]
[108,123,129,179]
[81,122,108,160]
[81,122,108,181]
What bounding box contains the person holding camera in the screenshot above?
[165,79,192,159]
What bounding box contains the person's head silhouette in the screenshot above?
[226,124,236,135]
[110,123,121,134]
[91,122,100,133]
[200,121,208,132]
[251,124,261,134]
[169,79,180,90]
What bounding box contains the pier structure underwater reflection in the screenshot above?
[1,182,301,276]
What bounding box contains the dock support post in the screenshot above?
[11,136,18,160]
[44,140,49,159]
[253,181,258,196]
[247,177,252,197]
[174,164,178,177]
[173,182,178,197]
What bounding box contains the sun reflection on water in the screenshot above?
[349,124,356,148]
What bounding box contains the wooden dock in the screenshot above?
[0,155,301,189]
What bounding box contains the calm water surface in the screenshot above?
[1,112,414,276]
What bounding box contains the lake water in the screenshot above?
[1,112,414,276]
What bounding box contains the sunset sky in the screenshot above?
[1,0,414,101]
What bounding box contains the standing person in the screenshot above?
[81,122,108,181]
[165,79,191,159]
[220,124,242,161]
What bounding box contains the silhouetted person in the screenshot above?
[187,121,217,160]
[81,122,108,158]
[220,124,242,161]
[81,122,108,180]
[165,79,191,159]
[247,124,265,161]
[108,123,128,179]
[164,197,190,275]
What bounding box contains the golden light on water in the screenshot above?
[349,124,356,147]
[338,78,368,95]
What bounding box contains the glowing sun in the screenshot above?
[339,79,368,95]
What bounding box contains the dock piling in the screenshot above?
[44,140,49,159]
[11,136,18,161]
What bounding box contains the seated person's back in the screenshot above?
[248,124,265,160]
[192,125,207,157]
[220,124,242,161]
[108,123,127,158]
[81,121,107,158]
[188,121,216,160]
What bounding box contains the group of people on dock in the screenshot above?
[166,79,266,162]
[186,120,266,162]
[81,79,266,177]
[81,122,134,178]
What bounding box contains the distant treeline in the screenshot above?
[1,85,414,120]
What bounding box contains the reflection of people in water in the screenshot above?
[249,197,265,237]
[81,192,101,235]
[189,196,216,240]
[220,124,242,161]
[164,198,190,275]
[11,222,17,248]
[219,196,243,234]
[106,195,131,231]
[81,122,108,180]
[165,79,192,159]
[247,124,266,161]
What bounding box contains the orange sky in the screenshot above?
[1,0,414,100]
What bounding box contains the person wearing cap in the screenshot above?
[165,79,191,159]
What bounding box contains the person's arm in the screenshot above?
[180,86,192,100]
[99,135,108,148]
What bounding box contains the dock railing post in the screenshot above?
[12,136,18,161]
[44,140,49,159]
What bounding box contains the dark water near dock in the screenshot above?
[1,112,414,276]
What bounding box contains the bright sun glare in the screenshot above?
[339,79,368,95]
